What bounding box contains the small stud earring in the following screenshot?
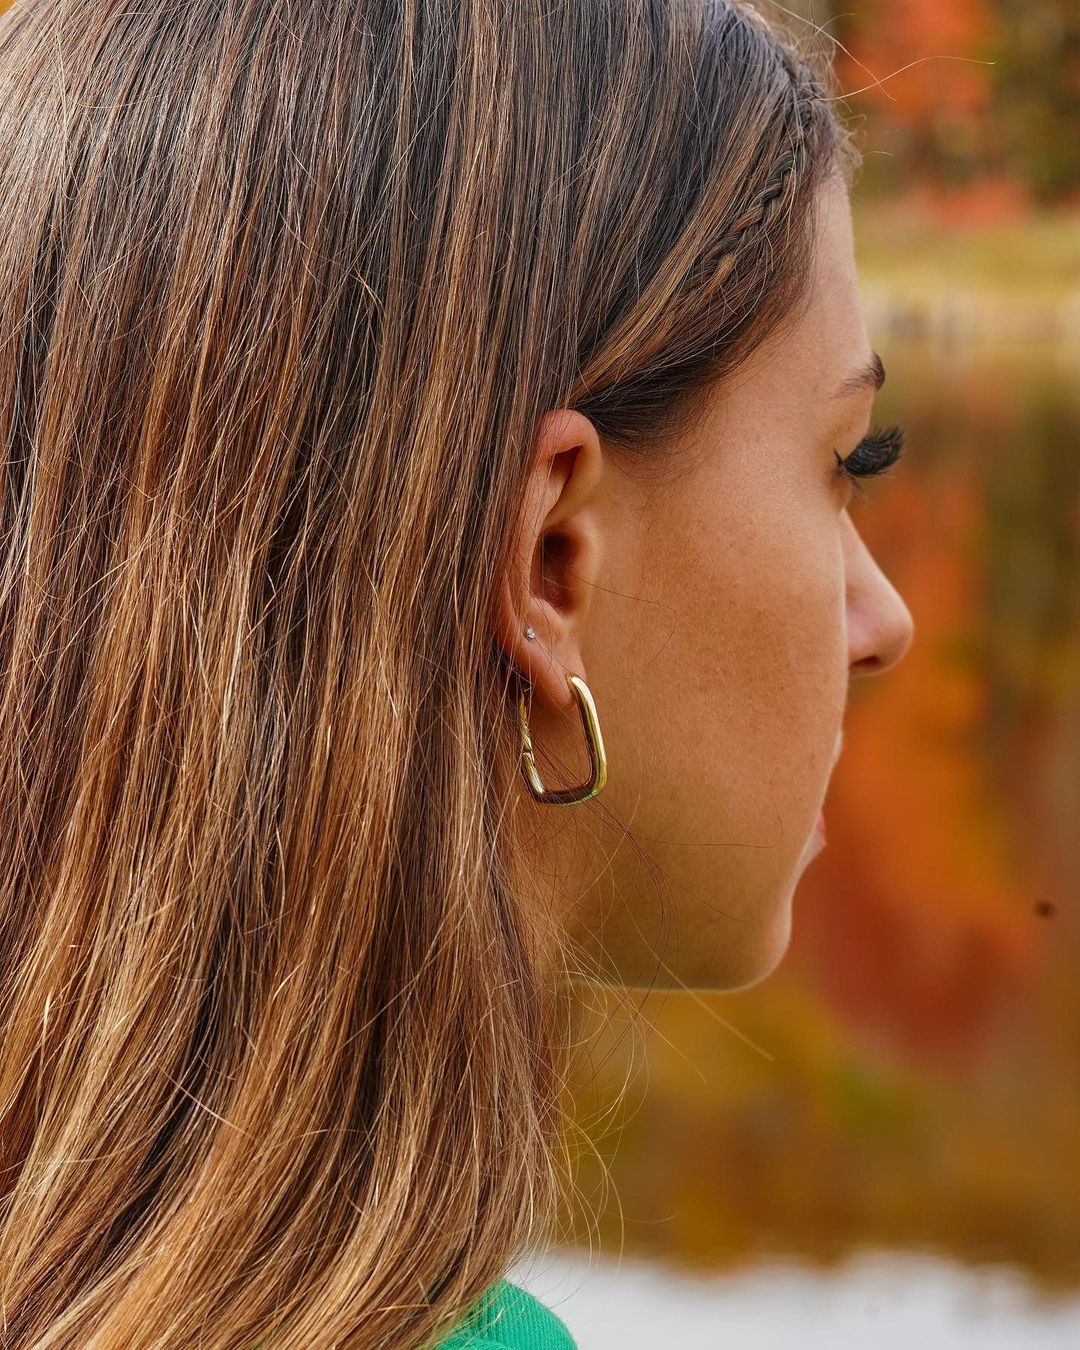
[524,627,536,640]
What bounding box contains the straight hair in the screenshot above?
[0,0,856,1344]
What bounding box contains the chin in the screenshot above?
[716,934,791,991]
[706,937,791,992]
[572,875,801,993]
[673,885,796,992]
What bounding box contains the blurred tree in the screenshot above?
[831,0,996,195]
[778,0,1080,208]
[991,0,1080,202]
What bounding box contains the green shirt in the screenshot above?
[435,1278,578,1349]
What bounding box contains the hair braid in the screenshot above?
[710,58,824,263]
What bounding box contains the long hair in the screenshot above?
[0,0,856,1344]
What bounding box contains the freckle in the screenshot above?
[1033,900,1056,919]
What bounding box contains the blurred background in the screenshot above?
[1,0,1074,1342]
[513,1,1080,1345]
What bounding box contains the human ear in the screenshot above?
[491,408,604,712]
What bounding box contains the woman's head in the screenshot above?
[0,0,895,1344]
[498,168,915,994]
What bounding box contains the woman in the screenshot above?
[0,0,914,1344]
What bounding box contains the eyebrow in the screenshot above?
[831,351,886,399]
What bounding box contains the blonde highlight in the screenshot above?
[0,0,856,1344]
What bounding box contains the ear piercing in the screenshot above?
[524,627,536,640]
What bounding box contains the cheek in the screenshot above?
[688,503,845,766]
[610,488,848,846]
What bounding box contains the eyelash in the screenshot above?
[834,423,906,501]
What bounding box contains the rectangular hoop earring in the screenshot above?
[517,672,607,806]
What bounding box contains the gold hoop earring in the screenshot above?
[517,672,607,806]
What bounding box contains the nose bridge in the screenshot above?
[843,512,915,674]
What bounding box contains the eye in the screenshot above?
[834,423,906,502]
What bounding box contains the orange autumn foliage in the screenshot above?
[837,0,995,127]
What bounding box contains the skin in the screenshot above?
[493,170,915,992]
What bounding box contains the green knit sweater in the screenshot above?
[435,1278,578,1350]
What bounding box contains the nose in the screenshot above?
[843,515,915,675]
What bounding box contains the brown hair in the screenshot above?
[0,0,855,1344]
